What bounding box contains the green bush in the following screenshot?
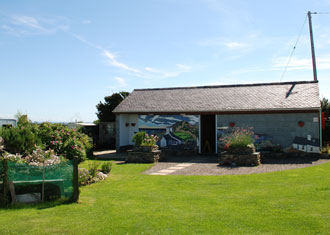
[132,132,146,147]
[88,161,100,178]
[132,132,159,147]
[0,119,92,162]
[101,162,112,174]
[37,122,92,162]
[0,125,41,154]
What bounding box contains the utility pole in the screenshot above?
[307,11,318,81]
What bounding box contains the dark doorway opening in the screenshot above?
[201,115,216,154]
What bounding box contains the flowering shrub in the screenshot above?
[38,123,92,162]
[0,146,63,166]
[78,168,91,186]
[132,132,159,147]
[78,163,109,186]
[1,153,23,162]
[0,136,4,152]
[24,147,62,166]
[0,120,92,162]
[141,134,159,147]
[219,127,256,150]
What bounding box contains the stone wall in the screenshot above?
[126,150,161,163]
[219,152,261,166]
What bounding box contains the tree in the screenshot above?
[96,91,130,122]
[321,98,330,118]
[321,98,330,143]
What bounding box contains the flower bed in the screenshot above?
[218,127,261,166]
[126,132,161,163]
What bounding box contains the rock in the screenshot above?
[97,172,108,180]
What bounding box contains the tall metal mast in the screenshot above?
[307,11,318,81]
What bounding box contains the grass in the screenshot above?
[1,160,330,234]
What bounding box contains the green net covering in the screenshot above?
[1,160,73,201]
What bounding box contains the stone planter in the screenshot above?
[126,149,161,163]
[219,152,261,166]
[135,145,159,152]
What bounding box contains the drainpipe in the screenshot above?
[215,116,218,154]
[320,109,323,152]
[199,115,201,154]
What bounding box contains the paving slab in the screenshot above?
[157,169,177,173]
[150,172,168,175]
[167,166,185,170]
[176,163,193,167]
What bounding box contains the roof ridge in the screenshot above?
[134,80,318,91]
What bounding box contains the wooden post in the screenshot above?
[1,159,9,206]
[70,156,79,202]
[8,181,16,204]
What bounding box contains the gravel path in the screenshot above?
[143,157,330,176]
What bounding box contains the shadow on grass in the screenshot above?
[0,198,75,211]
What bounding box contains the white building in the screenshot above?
[0,118,17,127]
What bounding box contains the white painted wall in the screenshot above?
[119,114,139,147]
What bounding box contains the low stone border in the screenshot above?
[219,152,261,166]
[126,150,161,163]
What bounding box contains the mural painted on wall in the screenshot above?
[138,115,199,150]
[216,126,320,153]
[216,126,275,152]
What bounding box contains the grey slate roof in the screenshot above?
[113,81,320,114]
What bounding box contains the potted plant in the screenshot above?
[219,127,260,166]
[127,132,161,163]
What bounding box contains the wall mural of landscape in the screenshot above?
[138,115,199,150]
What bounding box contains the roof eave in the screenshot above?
[113,107,320,115]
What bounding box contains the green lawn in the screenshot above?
[1,160,330,234]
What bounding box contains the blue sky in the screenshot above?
[1,0,330,122]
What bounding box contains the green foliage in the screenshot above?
[220,127,255,149]
[96,91,130,122]
[321,98,330,143]
[37,122,92,162]
[101,162,112,174]
[132,131,146,147]
[0,119,92,162]
[78,168,91,186]
[88,161,100,178]
[141,133,159,147]
[132,132,159,147]
[321,98,330,118]
[0,125,41,154]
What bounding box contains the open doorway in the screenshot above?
[200,115,216,154]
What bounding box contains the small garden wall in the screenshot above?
[126,150,161,163]
[125,132,161,163]
[219,152,261,166]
